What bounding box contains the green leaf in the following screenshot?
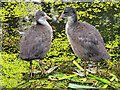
[68,83,97,89]
[40,79,48,84]
[56,83,64,87]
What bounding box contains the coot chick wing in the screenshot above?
[66,21,111,62]
[19,24,52,61]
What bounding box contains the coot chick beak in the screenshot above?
[58,11,65,20]
[44,14,52,20]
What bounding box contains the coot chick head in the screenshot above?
[35,10,51,21]
[59,7,77,19]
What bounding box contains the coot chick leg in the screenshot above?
[84,61,87,76]
[36,60,46,65]
[30,61,33,77]
[95,62,98,73]
[39,60,45,76]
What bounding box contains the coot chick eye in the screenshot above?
[64,11,67,14]
[41,14,45,16]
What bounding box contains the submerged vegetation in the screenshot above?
[1,2,120,89]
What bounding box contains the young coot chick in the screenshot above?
[19,10,53,77]
[59,7,111,76]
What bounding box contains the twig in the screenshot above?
[12,79,30,90]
